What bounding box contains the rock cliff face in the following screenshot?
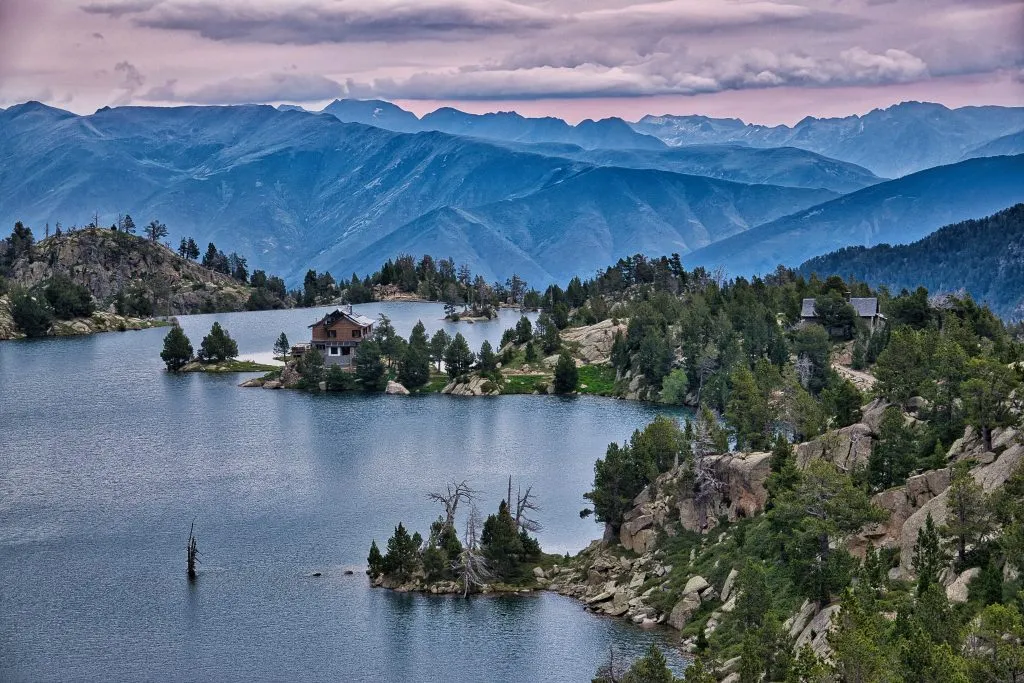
[8,229,256,316]
[560,319,627,365]
[0,295,21,339]
[894,426,1022,578]
[566,395,1022,667]
[619,451,773,552]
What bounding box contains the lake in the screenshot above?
[0,302,690,682]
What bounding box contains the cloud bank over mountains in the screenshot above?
[0,0,1020,120]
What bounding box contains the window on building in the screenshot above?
[342,347,351,356]
[328,330,337,338]
[352,329,361,339]
[329,347,340,356]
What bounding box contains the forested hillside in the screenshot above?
[800,204,1024,320]
[686,155,1024,276]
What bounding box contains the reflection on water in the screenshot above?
[0,304,690,682]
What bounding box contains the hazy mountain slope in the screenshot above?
[799,204,1024,320]
[0,102,834,286]
[685,155,1024,276]
[964,130,1024,159]
[336,167,836,283]
[342,207,555,284]
[633,102,1024,178]
[321,99,666,150]
[321,99,422,133]
[536,144,882,193]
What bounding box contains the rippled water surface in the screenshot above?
[1,303,689,682]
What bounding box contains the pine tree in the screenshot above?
[961,357,1020,452]
[480,500,525,580]
[941,460,994,567]
[553,350,578,394]
[620,644,681,683]
[273,332,290,358]
[366,540,384,578]
[912,512,944,595]
[354,339,387,391]
[428,329,451,372]
[144,219,168,242]
[398,321,431,389]
[515,315,533,344]
[868,406,918,491]
[382,523,421,582]
[160,325,193,371]
[478,340,498,377]
[197,322,238,362]
[297,346,324,387]
[443,333,474,379]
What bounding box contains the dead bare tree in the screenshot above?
[186,521,200,581]
[690,409,725,532]
[505,475,542,533]
[453,504,490,597]
[594,645,625,682]
[795,354,814,390]
[427,480,478,535]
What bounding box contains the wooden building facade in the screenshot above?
[307,308,375,367]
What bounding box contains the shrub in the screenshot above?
[10,288,53,337]
[43,275,94,320]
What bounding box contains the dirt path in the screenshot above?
[832,363,877,391]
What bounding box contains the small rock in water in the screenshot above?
[344,570,354,575]
[310,572,323,577]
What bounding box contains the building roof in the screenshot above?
[309,309,376,329]
[800,297,880,318]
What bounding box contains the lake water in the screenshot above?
[0,302,690,682]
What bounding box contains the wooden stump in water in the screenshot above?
[187,522,199,581]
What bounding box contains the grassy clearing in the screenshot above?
[577,364,617,396]
[502,374,550,394]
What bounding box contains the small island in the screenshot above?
[367,479,561,597]
[161,321,277,373]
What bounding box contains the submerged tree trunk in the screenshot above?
[187,522,199,581]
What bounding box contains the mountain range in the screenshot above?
[0,101,832,284]
[799,204,1024,321]
[685,154,1024,277]
[2,98,1022,291]
[632,101,1024,178]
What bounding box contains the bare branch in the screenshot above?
[426,480,478,534]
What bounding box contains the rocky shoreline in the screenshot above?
[0,295,169,341]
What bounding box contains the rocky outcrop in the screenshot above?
[0,295,23,340]
[546,542,679,628]
[442,375,501,396]
[620,451,772,550]
[851,468,950,558]
[946,568,981,603]
[794,604,842,657]
[7,228,268,315]
[385,381,410,395]
[796,422,874,471]
[897,428,1022,579]
[560,319,627,364]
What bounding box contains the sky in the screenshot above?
[0,0,1021,125]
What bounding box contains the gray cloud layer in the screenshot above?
[1,0,1019,113]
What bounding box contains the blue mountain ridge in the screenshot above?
[0,101,835,285]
